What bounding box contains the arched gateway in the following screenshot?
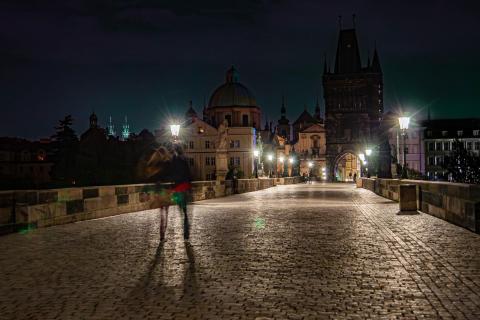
[333,152,360,182]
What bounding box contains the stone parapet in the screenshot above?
[0,177,301,233]
[360,177,480,233]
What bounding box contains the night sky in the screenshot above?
[1,0,479,139]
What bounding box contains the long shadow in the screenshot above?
[115,239,171,317]
[181,242,199,299]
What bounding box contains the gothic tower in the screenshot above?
[277,96,291,141]
[323,23,383,181]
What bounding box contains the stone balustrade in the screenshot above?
[0,177,302,233]
[358,177,480,233]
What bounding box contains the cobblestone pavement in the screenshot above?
[1,183,480,320]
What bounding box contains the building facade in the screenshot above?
[294,123,327,179]
[0,138,54,189]
[155,67,264,181]
[423,119,480,180]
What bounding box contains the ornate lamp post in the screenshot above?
[398,116,410,179]
[170,124,180,143]
[253,149,259,178]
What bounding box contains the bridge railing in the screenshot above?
[358,177,480,234]
[0,177,302,234]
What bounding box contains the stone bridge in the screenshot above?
[1,182,480,319]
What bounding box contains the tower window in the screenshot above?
[225,115,232,126]
[242,115,249,127]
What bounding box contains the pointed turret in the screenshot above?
[280,96,286,116]
[225,65,239,83]
[107,116,115,137]
[89,112,98,129]
[121,116,130,140]
[185,100,198,119]
[334,28,362,74]
[371,47,382,73]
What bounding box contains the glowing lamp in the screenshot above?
[289,157,294,164]
[365,149,372,156]
[308,162,313,168]
[253,149,260,157]
[279,156,285,163]
[358,153,366,162]
[268,154,273,161]
[170,124,180,137]
[398,116,410,130]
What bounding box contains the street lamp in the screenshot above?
[308,161,313,182]
[288,157,295,177]
[358,153,365,163]
[253,149,259,178]
[364,149,372,178]
[170,124,180,142]
[398,116,410,178]
[267,154,274,177]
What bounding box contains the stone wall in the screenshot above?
[0,177,299,233]
[358,178,480,233]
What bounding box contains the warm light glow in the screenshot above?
[253,149,260,157]
[170,124,180,137]
[365,149,372,156]
[279,156,285,163]
[398,116,410,130]
[268,154,273,161]
[289,157,294,164]
[308,162,313,168]
[358,153,366,162]
[321,167,326,172]
[364,160,368,165]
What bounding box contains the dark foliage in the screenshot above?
[443,139,480,184]
[50,115,79,184]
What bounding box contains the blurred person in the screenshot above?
[170,144,193,241]
[145,146,173,241]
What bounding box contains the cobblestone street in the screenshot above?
[1,183,479,319]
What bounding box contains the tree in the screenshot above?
[51,115,79,185]
[443,139,480,184]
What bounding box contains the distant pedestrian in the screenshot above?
[170,144,193,241]
[353,173,357,183]
[233,167,239,194]
[145,147,173,241]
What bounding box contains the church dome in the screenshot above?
[208,66,257,108]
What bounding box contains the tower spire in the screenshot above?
[371,44,382,73]
[281,95,286,116]
[122,116,130,140]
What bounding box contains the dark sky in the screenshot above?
[1,0,479,139]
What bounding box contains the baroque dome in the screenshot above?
[208,66,257,108]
